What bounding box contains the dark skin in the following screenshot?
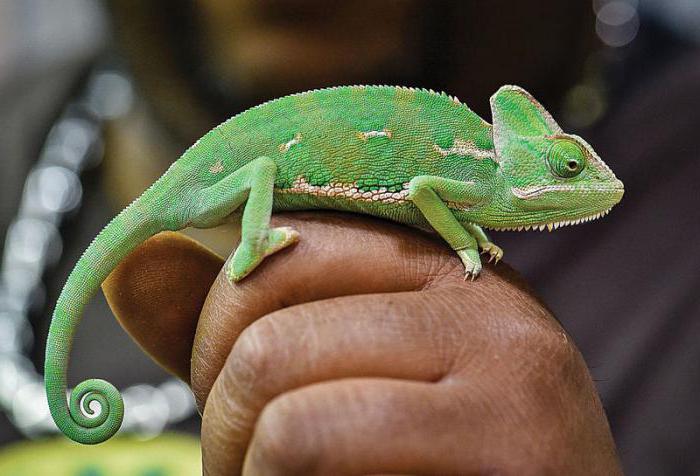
[103,212,621,475]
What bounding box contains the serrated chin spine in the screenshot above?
[485,207,612,232]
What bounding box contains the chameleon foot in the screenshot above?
[264,226,300,257]
[480,242,504,264]
[226,226,299,282]
[457,248,482,281]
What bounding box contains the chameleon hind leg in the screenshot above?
[193,156,299,281]
[408,176,487,279]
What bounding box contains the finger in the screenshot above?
[201,291,452,473]
[102,231,223,382]
[234,362,619,475]
[192,211,509,407]
[200,273,545,474]
[240,375,618,476]
[239,378,487,476]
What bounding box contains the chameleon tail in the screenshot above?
[45,196,160,444]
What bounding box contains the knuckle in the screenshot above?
[514,320,587,391]
[496,304,583,377]
[539,326,580,369]
[225,319,281,399]
[509,307,576,359]
[251,396,317,473]
[540,330,579,370]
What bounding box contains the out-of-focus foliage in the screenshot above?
[0,433,199,476]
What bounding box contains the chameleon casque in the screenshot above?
[45,85,624,444]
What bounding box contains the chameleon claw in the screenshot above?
[457,249,481,280]
[481,242,504,266]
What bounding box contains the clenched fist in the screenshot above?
[103,212,620,476]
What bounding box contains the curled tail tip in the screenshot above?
[53,378,124,445]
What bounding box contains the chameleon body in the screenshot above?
[45,85,624,444]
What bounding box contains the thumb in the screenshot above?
[102,231,223,383]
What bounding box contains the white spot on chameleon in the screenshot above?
[278,177,410,203]
[433,138,495,160]
[209,159,224,174]
[279,132,302,152]
[278,176,475,210]
[357,129,393,141]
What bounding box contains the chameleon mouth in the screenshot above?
[485,207,613,232]
[511,183,624,200]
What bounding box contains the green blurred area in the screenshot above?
[0,433,199,476]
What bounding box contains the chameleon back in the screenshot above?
[183,86,498,193]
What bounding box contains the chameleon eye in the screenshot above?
[546,139,586,178]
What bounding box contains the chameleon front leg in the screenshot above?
[408,176,486,279]
[191,156,299,281]
[464,223,504,264]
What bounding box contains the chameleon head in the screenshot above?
[487,85,624,231]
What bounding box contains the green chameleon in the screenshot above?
[45,84,624,444]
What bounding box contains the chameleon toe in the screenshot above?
[264,226,300,256]
[457,248,482,279]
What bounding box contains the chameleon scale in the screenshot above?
[45,84,623,444]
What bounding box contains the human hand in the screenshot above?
[103,212,621,475]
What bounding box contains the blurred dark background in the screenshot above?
[0,1,699,474]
